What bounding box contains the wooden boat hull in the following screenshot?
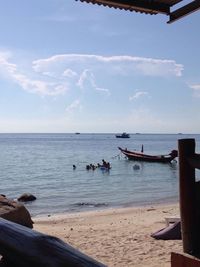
[118,147,178,163]
[116,135,130,138]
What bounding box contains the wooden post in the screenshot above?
[178,138,196,255]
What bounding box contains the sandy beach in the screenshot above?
[34,203,182,267]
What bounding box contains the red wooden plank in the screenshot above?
[171,252,200,267]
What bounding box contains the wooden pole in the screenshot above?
[178,138,197,255]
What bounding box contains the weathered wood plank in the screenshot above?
[188,154,200,170]
[0,218,106,267]
[171,252,200,267]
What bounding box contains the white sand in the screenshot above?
[34,203,182,267]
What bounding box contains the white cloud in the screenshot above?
[189,84,200,97]
[95,87,110,95]
[129,91,149,101]
[0,53,69,96]
[0,52,183,97]
[135,59,183,77]
[33,54,183,77]
[0,52,17,76]
[77,69,90,89]
[12,73,67,96]
[77,69,110,95]
[66,99,82,113]
[63,68,77,78]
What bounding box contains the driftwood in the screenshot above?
[0,218,106,267]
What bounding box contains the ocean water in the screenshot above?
[0,133,199,217]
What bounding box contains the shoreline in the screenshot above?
[32,199,178,220]
[34,202,182,267]
[31,197,179,219]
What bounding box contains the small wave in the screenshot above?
[72,202,108,208]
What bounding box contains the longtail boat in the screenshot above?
[118,147,178,163]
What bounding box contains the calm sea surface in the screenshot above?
[0,133,199,217]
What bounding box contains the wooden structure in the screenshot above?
[75,0,200,23]
[171,252,200,267]
[0,218,106,267]
[171,139,200,266]
[75,0,200,264]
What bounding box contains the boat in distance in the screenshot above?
[118,147,178,163]
[115,132,130,138]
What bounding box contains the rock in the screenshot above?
[0,195,33,228]
[17,193,36,202]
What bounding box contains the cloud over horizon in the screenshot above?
[33,54,184,77]
[0,52,184,98]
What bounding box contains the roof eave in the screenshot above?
[76,0,200,23]
[76,0,170,15]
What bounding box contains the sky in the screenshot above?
[0,0,200,134]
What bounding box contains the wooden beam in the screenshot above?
[0,218,106,267]
[168,0,200,23]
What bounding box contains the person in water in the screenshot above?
[73,164,76,170]
[102,159,110,169]
[102,159,106,167]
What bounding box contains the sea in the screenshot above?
[0,133,200,217]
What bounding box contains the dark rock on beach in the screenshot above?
[0,195,33,228]
[17,193,37,202]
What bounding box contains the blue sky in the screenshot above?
[0,0,200,133]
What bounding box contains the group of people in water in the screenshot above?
[73,159,111,171]
[86,159,111,171]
